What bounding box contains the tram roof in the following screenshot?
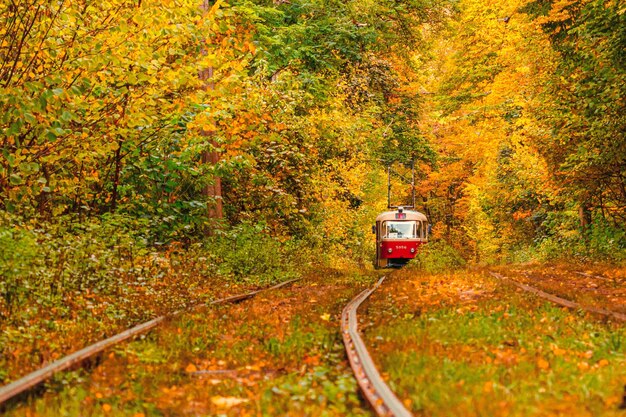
[376,209,428,222]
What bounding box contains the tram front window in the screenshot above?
[384,221,417,239]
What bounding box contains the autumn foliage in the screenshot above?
[0,0,452,347]
[0,0,624,325]
[420,0,626,262]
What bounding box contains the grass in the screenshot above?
[365,270,626,417]
[0,216,314,386]
[4,272,377,416]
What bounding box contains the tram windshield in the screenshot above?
[383,221,421,239]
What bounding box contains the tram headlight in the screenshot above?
[387,248,393,254]
[410,248,415,253]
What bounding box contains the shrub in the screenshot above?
[531,213,626,264]
[208,221,301,285]
[0,221,41,317]
[408,240,467,273]
[0,213,152,320]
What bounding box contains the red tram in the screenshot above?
[373,206,429,268]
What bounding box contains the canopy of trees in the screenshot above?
[1,0,623,266]
[0,0,448,243]
[421,0,625,262]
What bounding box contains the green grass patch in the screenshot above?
[368,286,626,416]
[408,240,467,273]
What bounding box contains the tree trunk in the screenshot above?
[199,54,222,220]
[579,201,592,242]
[110,138,123,212]
[202,145,222,219]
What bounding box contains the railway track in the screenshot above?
[340,269,625,417]
[341,276,413,417]
[8,268,613,416]
[0,278,300,407]
[489,271,626,322]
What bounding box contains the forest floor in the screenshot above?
[0,269,249,386]
[4,270,379,416]
[364,264,626,417]
[4,263,626,416]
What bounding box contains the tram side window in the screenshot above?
[416,221,423,239]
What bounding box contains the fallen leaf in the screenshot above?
[483,381,494,393]
[537,358,550,370]
[320,313,331,321]
[185,363,198,373]
[102,404,112,412]
[211,396,249,408]
[304,355,320,365]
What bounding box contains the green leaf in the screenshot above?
[9,174,23,185]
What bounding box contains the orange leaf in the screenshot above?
[537,358,550,370]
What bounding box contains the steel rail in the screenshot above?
[574,271,609,281]
[341,276,413,417]
[489,272,626,322]
[0,278,300,406]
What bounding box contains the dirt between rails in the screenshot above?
[360,264,626,417]
[5,270,381,417]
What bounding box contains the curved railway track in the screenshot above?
[341,276,413,417]
[340,270,625,417]
[0,278,301,407]
[6,268,615,415]
[489,271,626,322]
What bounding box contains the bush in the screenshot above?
[587,217,626,262]
[0,212,309,321]
[0,213,151,320]
[509,212,626,264]
[408,240,467,273]
[208,221,301,285]
[0,222,41,317]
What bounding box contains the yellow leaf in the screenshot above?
[102,404,112,412]
[207,0,224,17]
[320,313,331,321]
[185,363,197,373]
[211,396,248,408]
[598,359,609,367]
